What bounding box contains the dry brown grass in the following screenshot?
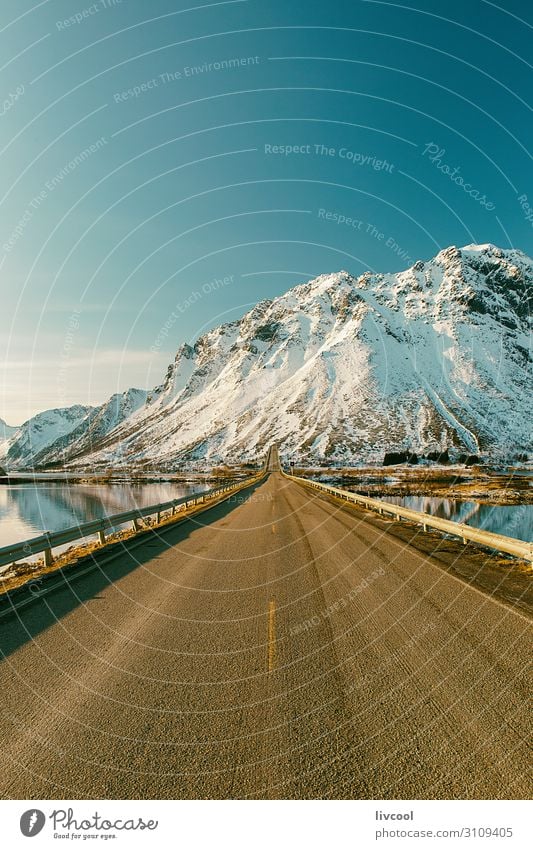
[296,466,532,505]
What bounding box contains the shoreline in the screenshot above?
[295,465,533,506]
[1,465,531,506]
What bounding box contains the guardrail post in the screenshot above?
[132,519,140,531]
[43,542,53,568]
[157,511,161,524]
[98,529,106,545]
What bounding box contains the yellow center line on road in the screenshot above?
[268,600,276,672]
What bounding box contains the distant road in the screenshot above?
[266,443,281,471]
[0,472,530,799]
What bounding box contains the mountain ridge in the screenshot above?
[1,244,531,469]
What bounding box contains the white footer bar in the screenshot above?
[1,799,531,848]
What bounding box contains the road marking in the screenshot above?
[268,599,276,672]
[271,523,277,534]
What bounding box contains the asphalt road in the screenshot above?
[0,472,530,799]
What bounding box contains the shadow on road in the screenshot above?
[0,477,268,660]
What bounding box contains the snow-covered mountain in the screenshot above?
[0,417,18,462]
[30,388,148,468]
[2,244,531,469]
[3,406,93,468]
[1,390,147,470]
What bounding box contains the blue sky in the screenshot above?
[0,0,531,423]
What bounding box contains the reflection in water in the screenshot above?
[0,482,207,548]
[379,495,532,543]
[1,484,530,550]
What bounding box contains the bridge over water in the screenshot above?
[0,448,530,799]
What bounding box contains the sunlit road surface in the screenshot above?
[0,472,530,799]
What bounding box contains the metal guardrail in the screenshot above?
[0,472,265,571]
[284,472,533,564]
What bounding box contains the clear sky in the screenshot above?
[0,0,531,424]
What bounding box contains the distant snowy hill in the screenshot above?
[30,389,148,468]
[2,406,92,469]
[1,244,531,469]
[1,390,147,470]
[0,417,18,460]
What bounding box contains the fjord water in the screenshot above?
[379,495,532,543]
[1,481,530,552]
[0,481,207,549]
